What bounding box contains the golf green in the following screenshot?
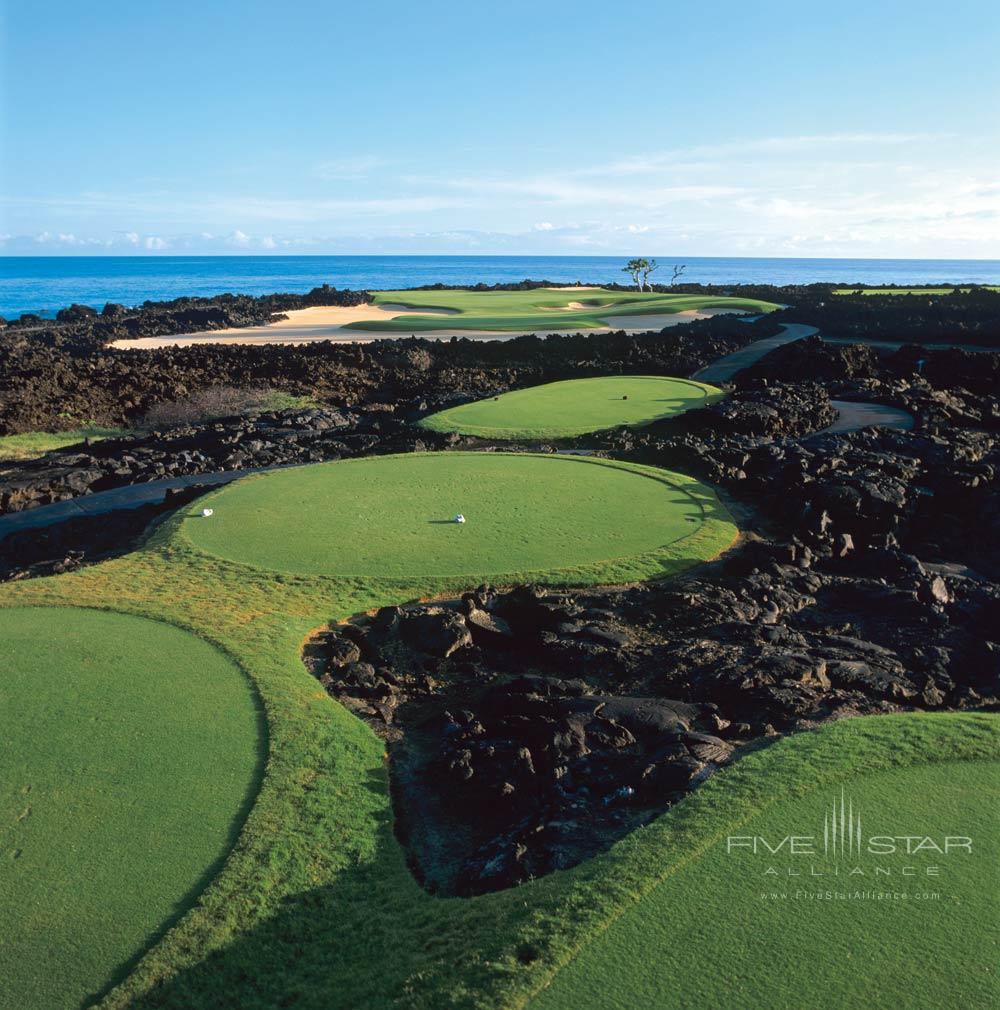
[0,606,261,1010]
[833,287,1000,295]
[181,452,737,581]
[531,755,1000,1010]
[355,287,779,332]
[418,375,724,439]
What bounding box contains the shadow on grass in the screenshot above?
[120,767,451,1010]
[101,687,836,1010]
[85,689,270,1010]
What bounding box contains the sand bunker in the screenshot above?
[112,303,456,349]
[540,300,615,312]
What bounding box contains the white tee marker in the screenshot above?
[202,508,214,518]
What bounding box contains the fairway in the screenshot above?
[120,288,783,348]
[0,426,128,461]
[833,286,1000,295]
[530,749,1000,1010]
[0,607,261,1010]
[353,287,780,333]
[418,375,723,439]
[181,452,736,581]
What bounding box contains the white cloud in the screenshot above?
[314,156,386,180]
[578,133,954,177]
[445,176,743,207]
[4,131,997,257]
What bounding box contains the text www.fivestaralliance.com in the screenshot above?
[759,890,941,902]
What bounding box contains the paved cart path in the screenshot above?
[0,469,257,539]
[691,323,819,383]
[0,322,943,540]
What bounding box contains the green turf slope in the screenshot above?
[0,531,995,1010]
[0,427,128,461]
[0,607,262,1010]
[180,452,737,582]
[418,375,723,439]
[530,753,1000,1010]
[347,287,779,332]
[833,287,1000,295]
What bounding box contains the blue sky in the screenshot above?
[2,0,998,257]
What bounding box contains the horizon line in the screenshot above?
[3,252,1000,263]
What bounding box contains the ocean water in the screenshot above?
[2,255,1000,318]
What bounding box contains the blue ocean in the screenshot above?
[2,255,1000,319]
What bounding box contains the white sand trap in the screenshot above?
[567,300,614,311]
[111,303,458,349]
[545,286,603,291]
[538,300,613,312]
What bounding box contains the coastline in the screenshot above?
[7,254,1000,319]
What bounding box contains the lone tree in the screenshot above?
[670,264,687,285]
[623,257,657,291]
[622,258,644,289]
[641,258,659,289]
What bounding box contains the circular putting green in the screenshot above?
[0,606,262,1010]
[180,452,737,582]
[417,375,724,439]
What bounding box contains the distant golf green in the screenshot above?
[0,606,261,1010]
[350,287,779,332]
[181,452,737,582]
[531,752,1000,1010]
[0,426,128,461]
[833,286,1000,295]
[419,375,723,439]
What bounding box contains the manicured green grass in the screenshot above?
[0,606,261,1010]
[181,452,737,582]
[348,287,779,332]
[530,755,1000,1010]
[0,426,128,461]
[832,286,1000,295]
[418,376,724,439]
[0,511,995,1009]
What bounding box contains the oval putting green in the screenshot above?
[0,606,262,1010]
[417,375,724,440]
[180,452,737,582]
